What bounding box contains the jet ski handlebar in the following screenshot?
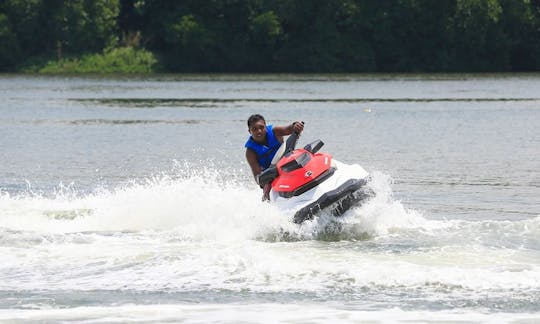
[257,122,328,188]
[257,122,303,187]
[281,121,304,158]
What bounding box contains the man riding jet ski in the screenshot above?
[245,115,372,223]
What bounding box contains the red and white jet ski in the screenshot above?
[257,129,373,223]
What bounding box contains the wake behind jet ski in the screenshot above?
[257,128,373,223]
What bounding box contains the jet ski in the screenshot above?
[257,129,373,223]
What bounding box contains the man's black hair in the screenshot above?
[247,114,265,127]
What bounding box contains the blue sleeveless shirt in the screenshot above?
[245,125,282,170]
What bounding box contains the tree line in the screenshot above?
[1,0,539,73]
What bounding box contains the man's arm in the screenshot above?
[273,121,304,137]
[246,148,262,182]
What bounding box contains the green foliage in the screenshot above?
[251,11,281,40]
[1,0,119,64]
[0,13,20,70]
[168,15,212,51]
[449,0,506,70]
[1,0,42,58]
[1,0,540,72]
[46,0,120,54]
[498,0,540,70]
[32,47,158,73]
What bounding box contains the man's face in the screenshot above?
[249,120,267,143]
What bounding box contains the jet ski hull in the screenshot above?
[269,160,372,223]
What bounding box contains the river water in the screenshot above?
[0,74,539,323]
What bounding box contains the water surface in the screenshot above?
[0,74,539,323]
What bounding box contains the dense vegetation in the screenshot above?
[1,0,539,73]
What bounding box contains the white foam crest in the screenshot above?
[0,167,416,241]
[0,167,290,241]
[2,167,536,246]
[0,168,454,243]
[437,215,540,251]
[349,171,429,232]
[304,171,540,248]
[1,303,539,323]
[286,171,432,241]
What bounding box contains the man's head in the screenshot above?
[247,114,267,143]
[247,114,265,128]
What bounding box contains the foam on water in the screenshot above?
[0,167,272,238]
[1,164,538,245]
[0,166,417,239]
[1,165,539,313]
[1,303,539,324]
